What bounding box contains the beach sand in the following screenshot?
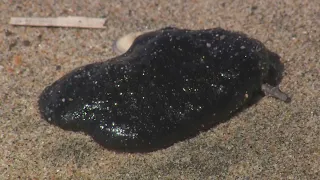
[0,0,319,179]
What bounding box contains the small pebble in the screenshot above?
[4,29,14,36]
[22,40,31,46]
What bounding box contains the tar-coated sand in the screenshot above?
[0,1,319,179]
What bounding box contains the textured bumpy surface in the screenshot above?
[38,27,283,152]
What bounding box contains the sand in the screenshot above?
[0,0,319,179]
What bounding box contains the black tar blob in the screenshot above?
[38,27,284,152]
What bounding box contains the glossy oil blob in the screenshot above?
[38,27,285,152]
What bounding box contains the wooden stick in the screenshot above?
[9,16,107,29]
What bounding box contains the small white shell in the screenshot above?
[112,31,151,55]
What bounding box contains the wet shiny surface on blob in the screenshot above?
[38,27,283,152]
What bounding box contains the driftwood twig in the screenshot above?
[9,16,107,29]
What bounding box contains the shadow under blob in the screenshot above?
[38,27,288,153]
